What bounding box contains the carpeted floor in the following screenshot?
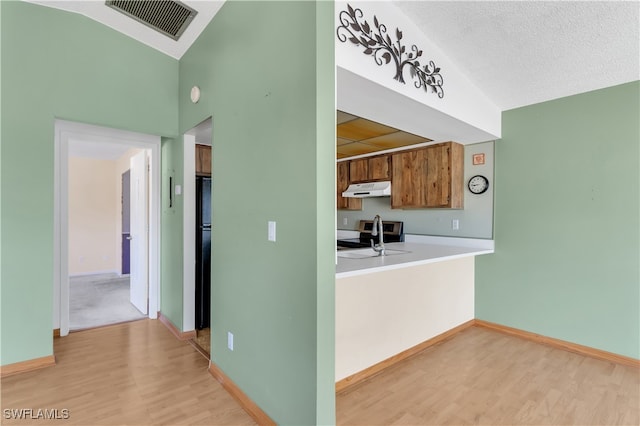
[69,273,147,331]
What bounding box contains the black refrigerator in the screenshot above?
[195,176,211,330]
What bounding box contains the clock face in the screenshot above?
[468,175,489,194]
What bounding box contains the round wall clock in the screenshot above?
[468,175,489,194]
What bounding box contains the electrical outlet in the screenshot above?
[343,217,348,226]
[452,219,460,230]
[227,332,234,351]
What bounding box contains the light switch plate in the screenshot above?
[175,185,182,195]
[268,221,276,242]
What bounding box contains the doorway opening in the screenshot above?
[54,120,161,337]
[183,118,212,357]
[67,146,149,330]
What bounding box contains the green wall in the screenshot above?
[476,81,640,358]
[1,1,335,421]
[0,1,178,365]
[179,1,335,424]
[314,2,337,423]
[160,137,184,329]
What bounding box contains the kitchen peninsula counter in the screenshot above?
[335,235,494,384]
[336,236,494,278]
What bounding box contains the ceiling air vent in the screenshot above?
[106,0,197,41]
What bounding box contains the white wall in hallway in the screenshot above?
[68,157,118,275]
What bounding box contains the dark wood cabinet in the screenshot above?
[337,161,362,211]
[195,144,211,176]
[391,142,464,209]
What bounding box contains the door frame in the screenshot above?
[129,150,150,315]
[182,134,196,332]
[182,118,212,334]
[54,119,161,336]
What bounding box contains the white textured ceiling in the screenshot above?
[26,0,224,59]
[393,1,640,110]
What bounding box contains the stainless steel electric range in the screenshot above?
[337,220,404,250]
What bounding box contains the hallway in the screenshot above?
[70,274,146,330]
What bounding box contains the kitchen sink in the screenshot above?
[336,248,410,259]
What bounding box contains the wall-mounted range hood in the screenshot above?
[342,181,391,198]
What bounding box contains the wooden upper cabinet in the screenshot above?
[368,155,391,181]
[391,149,427,208]
[195,144,211,176]
[349,155,391,183]
[391,142,464,209]
[337,161,362,210]
[349,159,368,183]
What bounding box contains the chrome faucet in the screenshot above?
[370,215,385,256]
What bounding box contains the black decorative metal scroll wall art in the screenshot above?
[337,4,444,98]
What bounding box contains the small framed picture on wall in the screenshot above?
[472,153,485,165]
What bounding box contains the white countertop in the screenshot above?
[336,240,494,278]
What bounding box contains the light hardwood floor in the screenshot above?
[3,321,638,425]
[1,320,255,425]
[336,326,640,425]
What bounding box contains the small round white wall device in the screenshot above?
[190,86,201,103]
